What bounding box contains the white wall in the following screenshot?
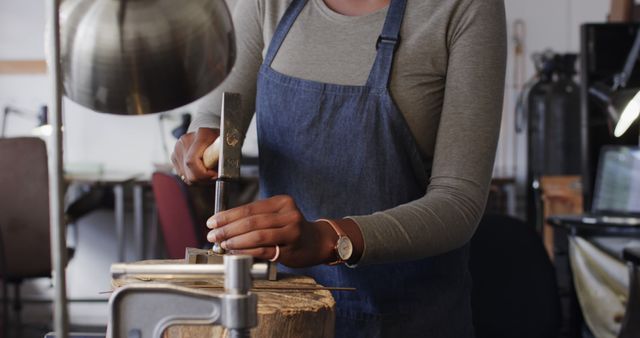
[0,0,614,180]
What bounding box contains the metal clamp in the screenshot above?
[108,255,258,338]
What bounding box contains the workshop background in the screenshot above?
[1,1,639,338]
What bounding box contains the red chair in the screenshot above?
[151,172,212,259]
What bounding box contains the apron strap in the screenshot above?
[365,0,407,89]
[263,0,309,67]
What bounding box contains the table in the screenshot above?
[65,170,144,262]
[547,215,640,239]
[548,216,640,337]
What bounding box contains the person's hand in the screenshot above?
[171,127,219,185]
[205,195,339,268]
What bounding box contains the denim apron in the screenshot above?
[256,0,474,336]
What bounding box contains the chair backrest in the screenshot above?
[470,214,561,338]
[0,137,51,279]
[151,172,210,259]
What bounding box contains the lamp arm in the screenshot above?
[1,106,39,137]
[1,107,9,138]
[615,29,640,90]
[3,106,37,119]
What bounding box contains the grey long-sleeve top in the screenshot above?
[190,0,507,265]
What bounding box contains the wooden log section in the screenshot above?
[112,260,336,338]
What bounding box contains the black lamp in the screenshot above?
[588,30,640,140]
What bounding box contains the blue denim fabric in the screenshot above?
[255,0,474,336]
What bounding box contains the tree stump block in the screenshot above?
[111,259,335,338]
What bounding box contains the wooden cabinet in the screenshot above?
[540,176,583,260]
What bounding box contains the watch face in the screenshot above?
[336,236,353,261]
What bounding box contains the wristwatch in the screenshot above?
[317,218,353,265]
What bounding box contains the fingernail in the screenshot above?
[221,241,227,250]
[206,218,217,229]
[207,231,216,242]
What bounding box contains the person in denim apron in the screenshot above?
[253,0,472,336]
[173,0,506,336]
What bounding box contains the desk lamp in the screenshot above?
[589,29,640,142]
[47,0,235,336]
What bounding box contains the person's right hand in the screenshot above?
[171,127,220,185]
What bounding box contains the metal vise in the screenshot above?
[108,255,262,338]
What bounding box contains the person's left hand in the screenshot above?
[206,195,337,268]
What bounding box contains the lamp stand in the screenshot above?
[46,0,69,337]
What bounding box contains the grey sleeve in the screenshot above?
[189,0,265,135]
[349,0,507,265]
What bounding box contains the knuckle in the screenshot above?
[282,195,294,204]
[217,226,226,239]
[275,195,294,206]
[215,214,226,225]
[185,172,195,182]
[257,247,268,257]
[290,212,303,224]
[181,133,193,144]
[223,240,233,250]
[290,226,302,241]
[244,217,258,229]
[254,232,267,244]
[242,205,254,217]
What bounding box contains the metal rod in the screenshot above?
[228,329,251,338]
[212,179,228,254]
[134,184,144,259]
[110,263,269,280]
[214,180,228,214]
[100,286,356,294]
[618,29,640,89]
[47,0,69,336]
[114,185,125,261]
[0,229,9,338]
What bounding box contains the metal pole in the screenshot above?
[212,180,228,254]
[110,262,269,280]
[46,0,69,336]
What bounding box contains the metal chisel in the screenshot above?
[203,92,243,254]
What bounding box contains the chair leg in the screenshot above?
[619,263,640,338]
[1,279,7,338]
[0,231,8,338]
[12,283,21,337]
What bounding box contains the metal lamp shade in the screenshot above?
[589,83,639,136]
[60,0,235,115]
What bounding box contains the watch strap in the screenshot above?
[316,218,347,237]
[316,218,349,265]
